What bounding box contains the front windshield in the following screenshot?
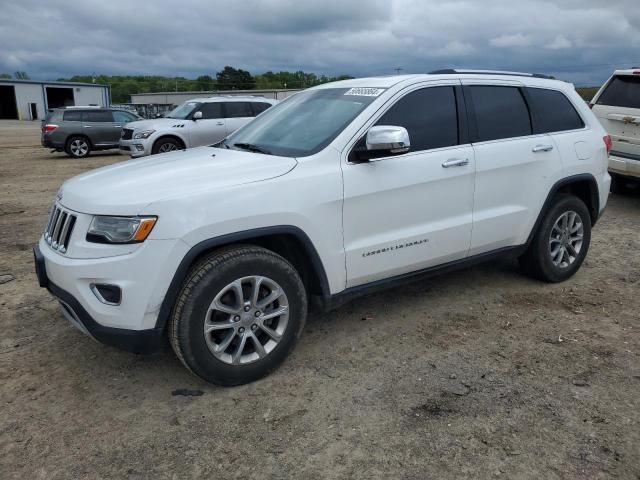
[223,88,381,157]
[166,101,201,119]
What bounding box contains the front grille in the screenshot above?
[44,205,76,254]
[121,128,133,140]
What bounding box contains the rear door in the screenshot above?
[188,102,226,146]
[223,101,255,135]
[463,82,563,254]
[81,110,116,146]
[592,74,640,159]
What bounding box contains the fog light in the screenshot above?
[135,144,144,151]
[90,283,122,305]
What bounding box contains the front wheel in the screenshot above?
[520,194,592,282]
[169,246,308,386]
[152,137,182,155]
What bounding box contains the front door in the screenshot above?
[188,102,226,147]
[342,84,475,287]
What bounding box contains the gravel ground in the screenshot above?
[0,120,638,479]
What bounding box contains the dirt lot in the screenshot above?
[0,120,638,479]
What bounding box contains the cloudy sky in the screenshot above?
[1,0,639,86]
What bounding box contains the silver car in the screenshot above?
[119,96,277,157]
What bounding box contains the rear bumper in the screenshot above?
[33,245,165,354]
[41,135,65,149]
[609,151,640,179]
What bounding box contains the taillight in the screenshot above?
[43,124,58,134]
[603,135,612,153]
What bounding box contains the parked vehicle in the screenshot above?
[119,96,277,157]
[35,70,611,386]
[590,69,640,193]
[42,107,141,158]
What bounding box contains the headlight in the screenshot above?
[133,129,155,139]
[86,216,157,244]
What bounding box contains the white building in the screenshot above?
[0,79,110,121]
[130,88,301,106]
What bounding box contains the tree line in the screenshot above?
[54,66,354,103]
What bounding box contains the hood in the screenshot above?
[58,147,297,215]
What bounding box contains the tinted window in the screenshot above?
[527,88,584,133]
[471,86,532,141]
[252,102,271,115]
[224,102,253,118]
[596,75,640,109]
[82,110,113,122]
[199,102,223,119]
[375,86,458,151]
[63,110,82,121]
[112,110,137,123]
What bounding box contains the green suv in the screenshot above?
[41,107,141,158]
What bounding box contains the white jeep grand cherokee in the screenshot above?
[119,96,277,157]
[35,70,611,386]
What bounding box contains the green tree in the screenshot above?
[0,73,12,79]
[196,75,215,91]
[216,66,255,90]
[14,71,29,79]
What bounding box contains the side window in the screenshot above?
[375,86,458,152]
[470,86,532,142]
[224,102,253,118]
[112,111,137,123]
[82,110,113,122]
[596,75,640,109]
[526,88,584,133]
[63,110,82,121]
[199,102,223,119]
[251,102,271,115]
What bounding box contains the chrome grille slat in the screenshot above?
[43,204,77,253]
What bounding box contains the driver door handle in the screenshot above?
[216,121,224,126]
[442,158,469,168]
[532,144,554,153]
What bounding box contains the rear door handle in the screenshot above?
[216,121,224,126]
[113,125,122,128]
[532,144,554,153]
[442,158,469,168]
[83,125,92,128]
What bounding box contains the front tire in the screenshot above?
[520,194,592,282]
[169,246,308,386]
[65,136,91,158]
[152,137,182,155]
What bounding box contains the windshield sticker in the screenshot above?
[344,88,385,97]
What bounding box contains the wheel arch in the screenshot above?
[526,173,600,246]
[155,226,331,332]
[153,134,186,151]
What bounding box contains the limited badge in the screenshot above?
[344,87,385,97]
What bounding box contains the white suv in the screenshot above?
[590,69,640,192]
[119,96,277,157]
[35,70,611,385]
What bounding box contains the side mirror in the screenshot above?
[192,111,203,121]
[366,125,410,154]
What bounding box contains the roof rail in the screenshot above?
[429,69,555,80]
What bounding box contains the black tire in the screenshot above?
[519,194,592,283]
[169,245,308,386]
[65,136,91,158]
[152,137,183,155]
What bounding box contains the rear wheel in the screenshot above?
[65,136,91,158]
[169,246,307,386]
[152,137,182,155]
[520,194,591,282]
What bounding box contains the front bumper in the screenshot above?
[609,151,640,179]
[33,245,164,354]
[119,138,151,158]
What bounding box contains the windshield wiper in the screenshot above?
[233,142,271,155]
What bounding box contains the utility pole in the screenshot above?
[394,67,404,75]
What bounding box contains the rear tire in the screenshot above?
[152,137,182,155]
[169,246,307,386]
[519,194,591,283]
[65,136,91,158]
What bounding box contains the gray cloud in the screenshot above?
[0,0,639,85]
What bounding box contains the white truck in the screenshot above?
[119,96,277,157]
[35,70,610,385]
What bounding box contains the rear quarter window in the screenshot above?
[470,86,532,142]
[63,110,82,121]
[596,76,640,109]
[251,102,272,115]
[526,88,584,133]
